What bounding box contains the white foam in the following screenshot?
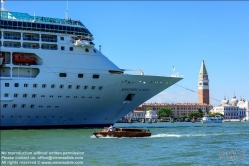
[150,132,249,138]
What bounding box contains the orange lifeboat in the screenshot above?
[13,54,36,64]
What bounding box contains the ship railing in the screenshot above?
[170,73,183,78]
[3,36,21,40]
[122,69,145,75]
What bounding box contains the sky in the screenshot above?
[4,1,249,105]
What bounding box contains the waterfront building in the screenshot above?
[198,60,210,104]
[211,95,247,120]
[122,110,145,121]
[135,103,212,118]
[145,110,158,120]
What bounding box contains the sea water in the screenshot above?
[1,122,249,166]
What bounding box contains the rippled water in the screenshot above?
[1,122,249,166]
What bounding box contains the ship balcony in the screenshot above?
[3,41,21,48]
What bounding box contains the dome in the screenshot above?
[230,95,238,106]
[221,96,229,105]
[237,98,245,107]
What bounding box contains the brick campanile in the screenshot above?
[198,60,210,104]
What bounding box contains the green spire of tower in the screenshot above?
[199,60,208,75]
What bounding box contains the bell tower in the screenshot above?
[198,59,209,104]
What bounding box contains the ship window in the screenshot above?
[93,49,96,53]
[60,85,64,89]
[55,106,59,108]
[93,74,99,79]
[125,94,135,101]
[74,96,77,98]
[60,37,64,40]
[59,73,67,77]
[50,95,53,98]
[70,47,73,51]
[21,104,26,108]
[51,84,55,88]
[76,85,80,89]
[66,96,70,98]
[32,94,36,98]
[42,84,47,88]
[41,95,45,97]
[14,94,18,98]
[5,83,9,87]
[84,86,88,89]
[99,86,103,90]
[92,86,95,90]
[30,104,34,108]
[4,93,8,97]
[23,94,28,98]
[81,96,85,98]
[3,104,8,108]
[14,83,19,87]
[12,104,17,108]
[78,74,83,78]
[24,83,28,87]
[85,48,89,52]
[33,84,37,88]
[61,46,65,50]
[68,85,72,89]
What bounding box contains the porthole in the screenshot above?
[5,83,9,87]
[85,48,89,52]
[93,74,99,79]
[78,74,83,78]
[14,83,19,87]
[59,73,67,77]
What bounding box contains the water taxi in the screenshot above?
[93,128,151,138]
[201,115,222,123]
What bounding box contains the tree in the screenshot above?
[179,115,187,119]
[208,112,224,117]
[188,112,200,119]
[146,107,153,111]
[197,108,204,117]
[158,108,172,118]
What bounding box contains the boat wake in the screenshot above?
[150,132,249,138]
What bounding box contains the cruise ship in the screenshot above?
[0,1,183,129]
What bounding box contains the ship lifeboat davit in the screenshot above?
[13,54,36,64]
[0,55,3,65]
[74,39,95,47]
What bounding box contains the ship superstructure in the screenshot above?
[0,3,183,128]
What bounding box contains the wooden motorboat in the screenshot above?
[93,128,151,138]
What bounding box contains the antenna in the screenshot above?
[65,0,69,19]
[1,0,6,11]
[99,45,102,52]
[172,66,175,75]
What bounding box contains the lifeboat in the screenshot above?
[93,128,151,138]
[0,54,3,65]
[13,54,36,64]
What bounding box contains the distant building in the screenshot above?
[211,95,248,120]
[122,110,145,121]
[145,110,158,120]
[135,103,212,118]
[198,59,210,104]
